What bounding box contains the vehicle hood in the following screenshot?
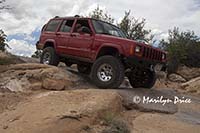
[95,34,164,52]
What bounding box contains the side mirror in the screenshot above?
[81,27,91,34]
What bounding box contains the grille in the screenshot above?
[143,47,162,61]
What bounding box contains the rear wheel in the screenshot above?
[40,47,59,66]
[90,56,124,89]
[128,69,156,89]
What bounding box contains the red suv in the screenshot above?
[36,16,167,89]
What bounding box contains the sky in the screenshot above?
[0,0,200,57]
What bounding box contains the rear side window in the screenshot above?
[60,20,74,32]
[45,19,61,32]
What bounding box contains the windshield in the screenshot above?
[92,20,127,38]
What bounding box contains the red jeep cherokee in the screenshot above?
[36,16,167,89]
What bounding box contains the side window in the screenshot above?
[73,20,91,33]
[45,20,61,32]
[92,20,103,33]
[60,20,74,32]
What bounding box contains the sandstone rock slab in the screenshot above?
[117,88,178,114]
[0,63,73,92]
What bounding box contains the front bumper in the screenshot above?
[124,56,166,71]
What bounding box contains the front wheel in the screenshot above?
[40,47,59,66]
[128,69,156,89]
[90,56,124,89]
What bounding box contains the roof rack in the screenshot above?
[54,16,59,18]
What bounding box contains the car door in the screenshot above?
[56,19,75,54]
[67,19,94,59]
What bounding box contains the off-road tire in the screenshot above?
[40,47,59,66]
[128,69,156,89]
[77,64,91,74]
[90,55,124,89]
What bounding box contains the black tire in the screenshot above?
[128,69,156,89]
[40,47,59,66]
[77,64,91,74]
[90,55,124,89]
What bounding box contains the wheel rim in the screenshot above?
[42,52,51,64]
[97,64,113,82]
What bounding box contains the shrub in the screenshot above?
[102,119,130,133]
[100,112,130,133]
[159,27,200,73]
[0,29,9,52]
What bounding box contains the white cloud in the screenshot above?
[7,39,36,57]
[82,3,106,17]
[1,0,199,36]
[24,34,36,42]
[0,0,200,56]
[0,0,95,35]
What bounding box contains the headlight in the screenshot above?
[162,53,166,60]
[135,46,141,53]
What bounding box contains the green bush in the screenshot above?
[159,27,200,73]
[102,119,130,133]
[100,112,130,133]
[0,29,9,52]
